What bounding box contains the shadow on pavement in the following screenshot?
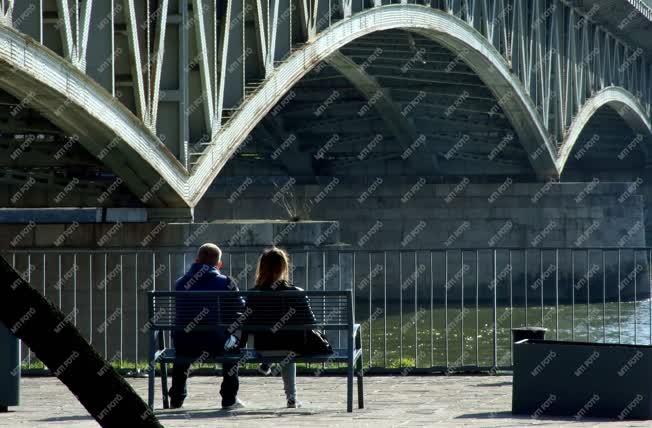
[155,407,316,420]
[38,415,95,423]
[38,408,315,423]
[456,411,623,424]
[473,381,513,387]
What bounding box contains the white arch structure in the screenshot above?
[0,3,650,209]
[557,87,652,168]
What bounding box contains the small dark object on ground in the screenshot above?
[511,327,547,343]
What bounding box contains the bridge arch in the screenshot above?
[189,5,562,205]
[557,87,652,172]
[5,4,631,208]
[0,23,190,209]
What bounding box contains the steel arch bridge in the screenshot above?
[0,0,650,214]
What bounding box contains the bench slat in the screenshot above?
[149,290,354,330]
[155,348,363,364]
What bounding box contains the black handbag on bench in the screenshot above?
[298,329,334,355]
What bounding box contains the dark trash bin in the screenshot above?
[0,323,20,412]
[512,327,547,343]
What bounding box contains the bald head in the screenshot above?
[196,243,222,267]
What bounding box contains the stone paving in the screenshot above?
[1,375,650,427]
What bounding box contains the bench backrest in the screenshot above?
[148,290,354,333]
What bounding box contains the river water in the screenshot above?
[354,299,652,369]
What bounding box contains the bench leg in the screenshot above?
[356,354,364,409]
[160,360,169,409]
[148,332,155,409]
[347,362,354,412]
[158,332,169,409]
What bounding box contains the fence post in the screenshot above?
[492,249,497,371]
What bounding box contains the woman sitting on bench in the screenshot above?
[247,247,332,409]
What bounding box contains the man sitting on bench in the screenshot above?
[168,243,245,410]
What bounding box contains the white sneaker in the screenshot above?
[287,398,302,408]
[222,398,245,410]
[223,335,239,351]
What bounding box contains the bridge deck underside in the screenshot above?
[220,30,646,183]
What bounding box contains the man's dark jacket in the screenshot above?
[173,263,244,355]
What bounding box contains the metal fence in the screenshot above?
[4,247,652,373]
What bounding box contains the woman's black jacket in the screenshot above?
[244,280,321,354]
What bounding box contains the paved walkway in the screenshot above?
[1,375,649,427]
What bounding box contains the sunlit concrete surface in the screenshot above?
[1,375,651,427]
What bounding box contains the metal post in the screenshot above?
[555,249,559,340]
[244,252,248,290]
[399,252,403,367]
[135,253,138,367]
[305,251,309,289]
[444,250,449,368]
[42,253,46,297]
[586,250,590,341]
[476,250,479,367]
[430,251,434,368]
[618,249,622,343]
[89,254,93,345]
[414,251,419,368]
[540,249,544,328]
[634,251,638,344]
[460,250,464,367]
[510,250,514,364]
[73,254,77,326]
[369,252,372,367]
[524,249,528,325]
[492,249,497,370]
[603,250,607,343]
[58,254,62,308]
[339,251,343,356]
[383,251,387,368]
[120,254,124,367]
[104,253,108,359]
[352,251,356,304]
[571,250,575,341]
[26,254,31,369]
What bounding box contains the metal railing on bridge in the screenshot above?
[3,246,652,373]
[629,0,652,20]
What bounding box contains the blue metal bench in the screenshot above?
[147,290,364,412]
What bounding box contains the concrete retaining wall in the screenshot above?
[195,180,646,249]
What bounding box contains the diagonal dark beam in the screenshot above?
[0,256,162,427]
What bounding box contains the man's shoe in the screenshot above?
[168,389,184,409]
[287,398,302,408]
[257,364,272,376]
[169,398,184,409]
[222,398,245,410]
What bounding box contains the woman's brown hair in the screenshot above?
[255,247,290,289]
